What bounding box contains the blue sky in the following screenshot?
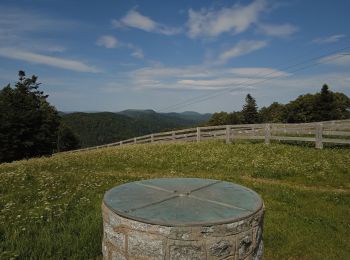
[0,0,349,113]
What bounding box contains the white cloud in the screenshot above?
[112,10,181,35]
[131,48,144,59]
[95,36,144,59]
[319,54,350,66]
[126,44,144,59]
[258,23,298,37]
[178,78,254,89]
[120,10,156,31]
[0,48,99,73]
[312,34,346,44]
[187,0,266,38]
[133,66,212,79]
[228,67,290,77]
[96,35,118,48]
[128,65,289,90]
[216,40,268,64]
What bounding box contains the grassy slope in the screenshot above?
[0,141,349,259]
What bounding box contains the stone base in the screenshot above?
[102,202,264,260]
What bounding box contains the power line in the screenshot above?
[165,53,348,110]
[156,44,350,112]
[158,46,350,112]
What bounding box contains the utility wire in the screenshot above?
[158,46,350,112]
[163,53,348,110]
[156,44,350,112]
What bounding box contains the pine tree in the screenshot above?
[0,71,60,162]
[242,94,259,123]
[315,84,335,121]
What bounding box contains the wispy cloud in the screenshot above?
[312,34,346,44]
[0,48,99,73]
[228,67,290,77]
[112,9,181,35]
[96,35,118,48]
[0,6,77,49]
[95,34,144,59]
[186,0,266,38]
[129,45,144,59]
[0,6,76,35]
[125,65,289,90]
[44,46,66,53]
[216,40,268,65]
[258,23,298,37]
[319,54,350,66]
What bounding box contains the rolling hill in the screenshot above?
[61,110,211,148]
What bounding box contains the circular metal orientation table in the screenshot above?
[102,178,264,260]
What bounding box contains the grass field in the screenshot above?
[0,141,349,259]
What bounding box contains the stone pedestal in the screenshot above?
[102,178,264,260]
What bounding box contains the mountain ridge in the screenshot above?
[61,110,211,148]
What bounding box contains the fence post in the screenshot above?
[197,127,201,142]
[226,125,230,144]
[119,141,123,146]
[172,131,176,141]
[264,124,271,145]
[134,137,137,144]
[151,134,154,143]
[315,123,323,149]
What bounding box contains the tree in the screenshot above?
[285,84,350,123]
[285,93,315,123]
[57,124,80,152]
[259,102,286,123]
[316,84,340,121]
[227,111,243,124]
[0,71,60,162]
[333,92,350,119]
[207,112,229,126]
[242,94,259,123]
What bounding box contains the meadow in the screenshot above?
[0,141,349,259]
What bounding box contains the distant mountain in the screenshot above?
[119,109,211,124]
[119,109,156,115]
[167,111,212,122]
[61,110,210,148]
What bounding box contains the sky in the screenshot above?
[0,0,350,113]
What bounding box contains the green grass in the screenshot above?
[0,141,349,259]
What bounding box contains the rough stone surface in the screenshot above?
[252,241,264,260]
[111,251,127,260]
[102,201,264,260]
[209,240,233,257]
[238,231,253,260]
[103,223,125,250]
[128,232,164,259]
[169,244,204,260]
[102,179,264,260]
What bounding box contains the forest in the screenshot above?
[61,110,210,148]
[1,72,349,163]
[208,84,350,126]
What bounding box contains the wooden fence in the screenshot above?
[61,119,350,153]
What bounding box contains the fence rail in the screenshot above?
[60,119,350,153]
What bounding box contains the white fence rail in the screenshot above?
[61,119,350,153]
